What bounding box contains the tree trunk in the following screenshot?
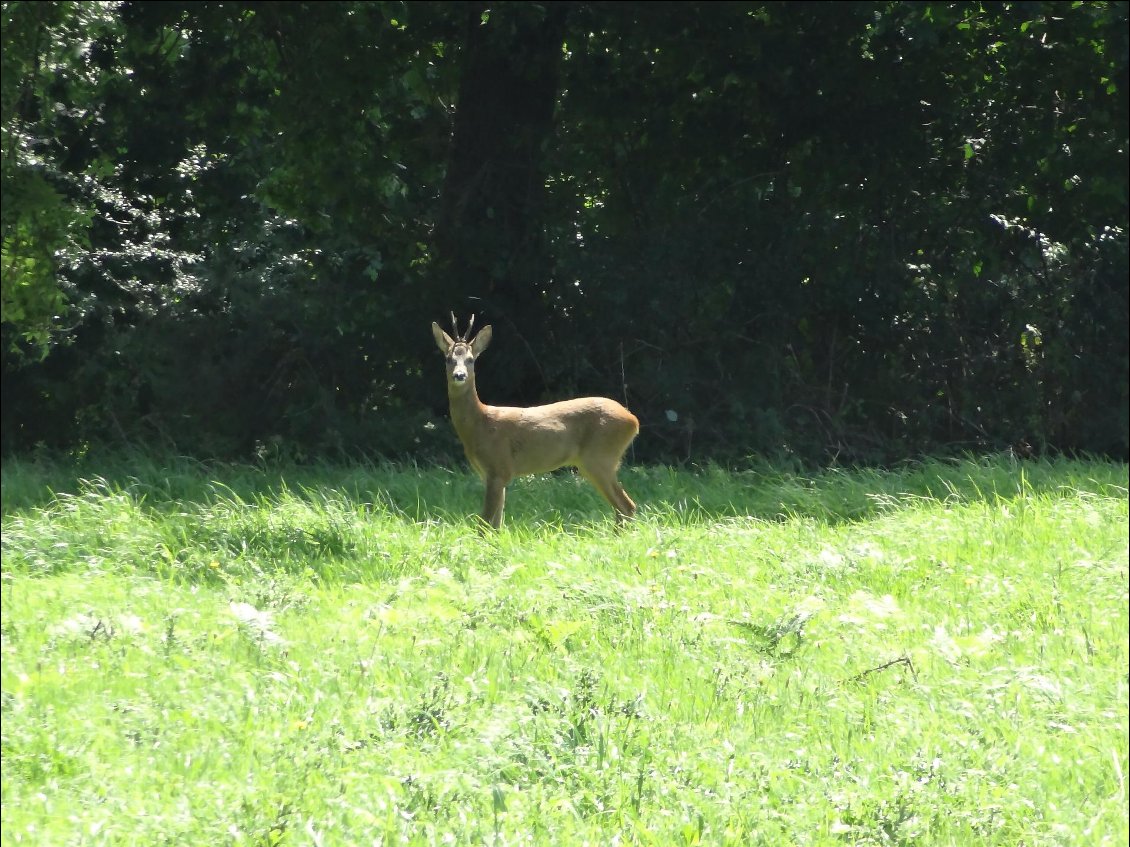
[432,1,570,400]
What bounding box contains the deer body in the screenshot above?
[433,318,639,528]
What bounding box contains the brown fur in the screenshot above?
[432,321,639,528]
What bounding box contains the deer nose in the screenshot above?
[453,371,467,382]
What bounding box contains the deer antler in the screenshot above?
[449,312,477,342]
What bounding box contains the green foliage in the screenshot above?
[548,1,1128,461]
[2,456,1127,843]
[1,1,1126,461]
[1,2,102,350]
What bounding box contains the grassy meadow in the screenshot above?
[1,453,1127,845]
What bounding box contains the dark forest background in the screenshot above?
[2,1,1127,465]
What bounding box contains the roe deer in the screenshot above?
[432,314,639,529]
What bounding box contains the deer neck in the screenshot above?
[447,377,488,441]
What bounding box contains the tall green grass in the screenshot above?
[2,454,1127,845]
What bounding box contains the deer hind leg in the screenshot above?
[578,425,638,523]
[578,464,636,523]
[480,477,507,529]
[612,479,636,521]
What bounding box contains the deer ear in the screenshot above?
[470,325,492,356]
[431,322,454,353]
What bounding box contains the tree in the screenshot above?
[431,1,571,399]
[2,1,1126,461]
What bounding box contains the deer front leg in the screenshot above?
[480,477,507,529]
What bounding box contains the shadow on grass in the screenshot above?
[619,455,1127,524]
[3,450,1125,526]
[3,451,1125,588]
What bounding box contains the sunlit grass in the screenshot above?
[2,453,1127,845]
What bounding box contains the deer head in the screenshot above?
[431,314,492,391]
